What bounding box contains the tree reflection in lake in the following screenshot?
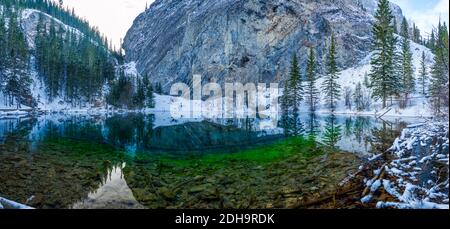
[353,116,372,145]
[104,114,155,153]
[322,115,342,151]
[0,113,424,209]
[370,119,405,154]
[344,117,353,137]
[306,113,320,137]
[0,113,421,156]
[279,113,304,137]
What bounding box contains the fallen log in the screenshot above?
[362,163,387,197]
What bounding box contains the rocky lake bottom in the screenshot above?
[0,113,431,209]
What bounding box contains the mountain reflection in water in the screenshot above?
[72,163,144,209]
[0,112,424,208]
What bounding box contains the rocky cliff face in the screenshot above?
[123,0,403,92]
[360,0,403,22]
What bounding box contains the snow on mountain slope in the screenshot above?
[22,9,110,111]
[1,8,103,112]
[0,7,120,114]
[21,9,84,50]
[50,39,434,118]
[315,38,435,118]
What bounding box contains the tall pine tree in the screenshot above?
[133,78,146,108]
[0,11,7,86]
[3,8,34,108]
[353,82,364,111]
[428,29,436,50]
[429,21,449,114]
[287,54,302,113]
[418,51,428,96]
[369,0,399,108]
[322,34,341,111]
[399,17,415,108]
[305,48,319,112]
[143,74,155,108]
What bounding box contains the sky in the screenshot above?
[390,0,449,37]
[58,0,154,49]
[57,0,448,47]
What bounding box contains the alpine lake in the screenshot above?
[0,112,423,209]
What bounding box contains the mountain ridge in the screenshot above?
[123,0,404,92]
[0,1,116,111]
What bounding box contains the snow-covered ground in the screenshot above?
[0,8,106,113]
[315,37,435,118]
[361,121,449,209]
[21,9,86,50]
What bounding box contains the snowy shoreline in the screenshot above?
[0,93,436,120]
[0,107,435,120]
[361,121,449,209]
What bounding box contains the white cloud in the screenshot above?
[60,0,154,48]
[58,0,447,46]
[391,0,449,37]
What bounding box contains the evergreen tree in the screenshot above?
[344,86,352,110]
[2,8,34,108]
[353,82,364,111]
[0,0,117,108]
[147,83,155,108]
[0,12,6,63]
[393,17,398,34]
[4,0,114,51]
[34,11,115,105]
[399,17,415,108]
[133,78,146,108]
[305,48,319,112]
[428,29,436,50]
[369,0,399,108]
[143,75,155,108]
[363,72,370,88]
[155,82,163,94]
[418,51,428,96]
[0,12,7,88]
[322,34,341,111]
[281,82,290,115]
[6,10,28,63]
[412,23,421,43]
[287,54,302,113]
[429,21,449,114]
[107,70,133,108]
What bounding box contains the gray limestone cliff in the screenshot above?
[123,0,403,92]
